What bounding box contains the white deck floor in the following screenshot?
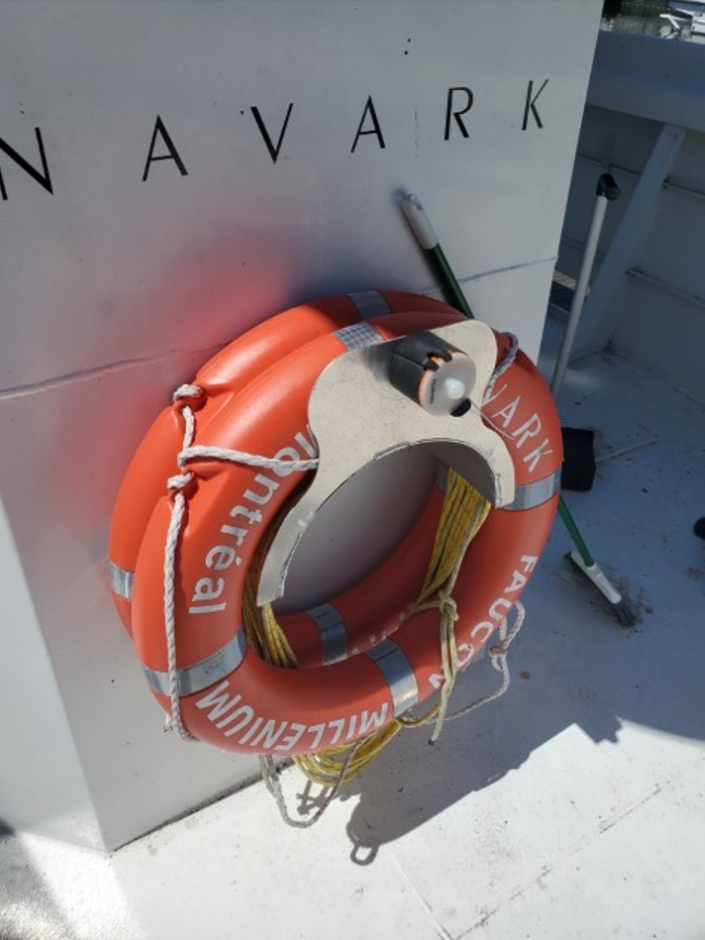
[2,314,705,940]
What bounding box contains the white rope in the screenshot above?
[162,382,319,741]
[461,333,522,448]
[258,749,356,829]
[428,590,460,744]
[163,485,196,741]
[444,600,525,724]
[264,602,527,827]
[179,445,317,473]
[484,332,519,401]
[163,386,200,740]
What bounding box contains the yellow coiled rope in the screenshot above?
[242,468,490,786]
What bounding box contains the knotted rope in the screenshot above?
[162,383,318,741]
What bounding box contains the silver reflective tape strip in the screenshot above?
[307,603,348,664]
[334,323,382,350]
[367,640,419,716]
[505,467,562,511]
[505,468,561,511]
[346,290,391,319]
[109,561,134,601]
[143,631,247,698]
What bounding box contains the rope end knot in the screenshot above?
[437,589,459,624]
[173,383,204,405]
[167,470,196,497]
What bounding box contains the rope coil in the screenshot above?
[162,358,528,826]
[245,467,525,826]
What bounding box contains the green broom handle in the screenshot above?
[557,497,594,566]
[401,194,474,319]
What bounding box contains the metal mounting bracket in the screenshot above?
[257,319,515,606]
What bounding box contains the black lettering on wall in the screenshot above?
[0,128,53,201]
[522,80,549,130]
[142,115,188,181]
[250,104,293,165]
[444,87,473,140]
[351,96,386,153]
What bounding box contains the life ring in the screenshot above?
[109,290,562,756]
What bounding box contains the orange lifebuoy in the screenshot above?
[109,290,562,756]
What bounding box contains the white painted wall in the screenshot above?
[556,32,705,405]
[0,0,601,849]
[0,496,102,849]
